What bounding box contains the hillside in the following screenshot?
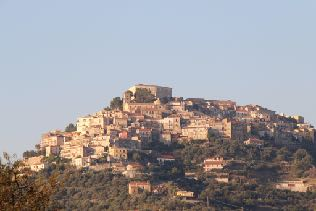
[19,84,316,210]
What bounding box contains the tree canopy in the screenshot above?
[0,153,58,210]
[133,88,156,103]
[291,149,313,177]
[23,150,39,159]
[110,97,123,110]
[65,123,77,132]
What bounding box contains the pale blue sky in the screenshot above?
[0,1,315,156]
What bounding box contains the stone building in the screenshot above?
[276,180,311,192]
[24,156,46,172]
[40,131,66,149]
[181,126,209,141]
[109,146,128,160]
[128,181,151,195]
[203,157,228,172]
[160,116,182,133]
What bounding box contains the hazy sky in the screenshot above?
[0,1,315,156]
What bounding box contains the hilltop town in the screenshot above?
[22,84,316,210]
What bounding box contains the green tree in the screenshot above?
[0,153,58,210]
[274,147,291,162]
[292,149,313,177]
[65,123,77,132]
[207,129,216,142]
[110,97,123,110]
[133,88,156,103]
[22,150,39,159]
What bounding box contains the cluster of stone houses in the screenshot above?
[23,84,316,193]
[275,179,316,192]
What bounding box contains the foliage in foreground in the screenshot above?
[0,153,59,211]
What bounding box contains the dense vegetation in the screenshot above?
[45,168,208,211]
[110,97,123,110]
[7,126,316,211]
[0,153,58,211]
[133,88,156,103]
[32,139,316,210]
[65,123,77,132]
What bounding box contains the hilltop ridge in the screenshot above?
[21,84,316,210]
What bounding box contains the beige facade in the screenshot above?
[72,157,91,168]
[276,180,310,192]
[46,145,60,157]
[176,191,194,198]
[160,116,181,133]
[123,163,144,178]
[60,144,90,159]
[90,146,105,158]
[182,126,209,141]
[86,126,105,136]
[204,157,228,171]
[123,102,166,119]
[188,117,215,128]
[109,146,128,160]
[24,156,46,172]
[167,101,185,112]
[77,115,110,134]
[91,136,109,147]
[113,117,128,127]
[41,131,66,149]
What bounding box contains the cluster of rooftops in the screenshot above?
[22,84,315,194]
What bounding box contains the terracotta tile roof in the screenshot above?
[158,154,175,159]
[204,161,225,166]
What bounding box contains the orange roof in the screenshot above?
[158,154,175,159]
[204,161,226,166]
